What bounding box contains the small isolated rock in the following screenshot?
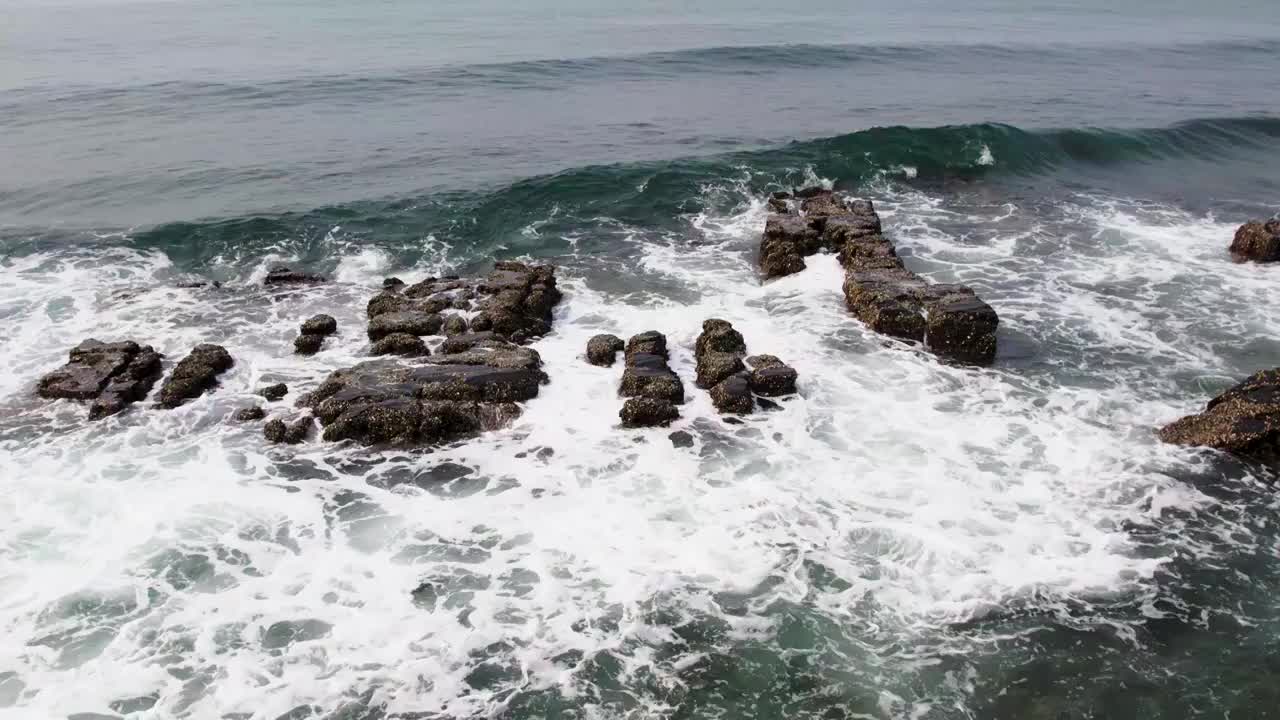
[383,277,405,290]
[264,266,326,286]
[370,333,429,357]
[37,340,163,421]
[710,373,754,414]
[746,355,798,396]
[235,406,266,422]
[1230,219,1280,262]
[158,344,234,408]
[294,333,325,356]
[620,354,685,403]
[620,397,680,428]
[586,334,625,367]
[1158,368,1280,462]
[300,314,338,337]
[258,383,288,401]
[264,416,313,444]
[441,314,469,337]
[669,430,695,448]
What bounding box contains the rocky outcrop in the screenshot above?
[37,339,164,419]
[264,266,326,286]
[303,343,546,446]
[295,314,338,355]
[1158,369,1280,462]
[757,188,998,363]
[693,320,798,415]
[617,331,683,427]
[586,334,625,367]
[1230,219,1280,262]
[157,344,234,408]
[364,262,561,348]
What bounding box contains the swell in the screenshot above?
[5,115,1278,266]
[2,39,1275,116]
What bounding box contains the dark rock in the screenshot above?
[620,398,680,428]
[696,351,745,389]
[439,331,503,355]
[157,344,234,408]
[799,190,853,226]
[695,319,746,356]
[586,333,625,366]
[1158,369,1280,462]
[756,397,781,411]
[176,280,221,289]
[441,314,469,337]
[668,430,695,448]
[620,360,685,404]
[746,355,799,396]
[366,291,413,319]
[370,333,429,357]
[922,289,999,364]
[767,197,791,213]
[625,331,668,362]
[1230,219,1280,262]
[710,374,754,414]
[367,311,443,341]
[38,340,141,400]
[303,349,545,446]
[842,267,929,341]
[383,277,405,290]
[89,347,164,420]
[36,339,165,420]
[294,333,325,356]
[760,214,817,279]
[793,186,829,199]
[264,266,326,286]
[264,416,313,444]
[258,383,289,401]
[300,314,337,337]
[235,406,266,422]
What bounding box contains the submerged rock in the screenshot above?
[586,334,625,367]
[258,383,289,401]
[620,397,680,428]
[37,339,165,419]
[1158,369,1280,462]
[264,266,326,286]
[235,406,266,422]
[157,344,234,408]
[1230,219,1280,262]
[668,430,695,448]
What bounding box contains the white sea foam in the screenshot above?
[0,185,1268,718]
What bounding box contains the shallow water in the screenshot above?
[3,1,1280,719]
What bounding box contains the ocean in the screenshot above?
[2,0,1280,718]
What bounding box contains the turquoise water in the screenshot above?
[2,2,1280,719]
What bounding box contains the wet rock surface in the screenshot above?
[264,416,313,444]
[38,339,166,420]
[694,320,798,415]
[370,333,429,357]
[303,342,546,446]
[258,383,289,401]
[1230,219,1280,262]
[295,314,338,356]
[264,266,326,287]
[157,344,234,409]
[235,406,266,422]
[585,334,625,366]
[614,331,684,427]
[1159,369,1280,462]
